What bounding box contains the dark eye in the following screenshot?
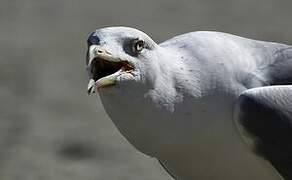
[132,39,145,53]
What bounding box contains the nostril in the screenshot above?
[97,49,103,53]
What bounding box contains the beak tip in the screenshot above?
[87,88,92,95]
[87,79,96,95]
[87,87,96,95]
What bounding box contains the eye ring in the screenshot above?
[132,39,145,53]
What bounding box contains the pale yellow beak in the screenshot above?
[87,45,123,94]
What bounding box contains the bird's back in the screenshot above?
[160,31,292,90]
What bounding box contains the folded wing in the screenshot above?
[235,85,292,180]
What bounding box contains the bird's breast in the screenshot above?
[99,90,282,180]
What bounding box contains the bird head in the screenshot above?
[86,27,161,94]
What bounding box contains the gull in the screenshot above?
[85,27,292,180]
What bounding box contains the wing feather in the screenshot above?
[235,85,292,180]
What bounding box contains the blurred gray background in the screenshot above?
[1,0,292,179]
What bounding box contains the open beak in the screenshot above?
[86,45,134,95]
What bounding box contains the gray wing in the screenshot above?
[235,85,292,180]
[263,47,292,85]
